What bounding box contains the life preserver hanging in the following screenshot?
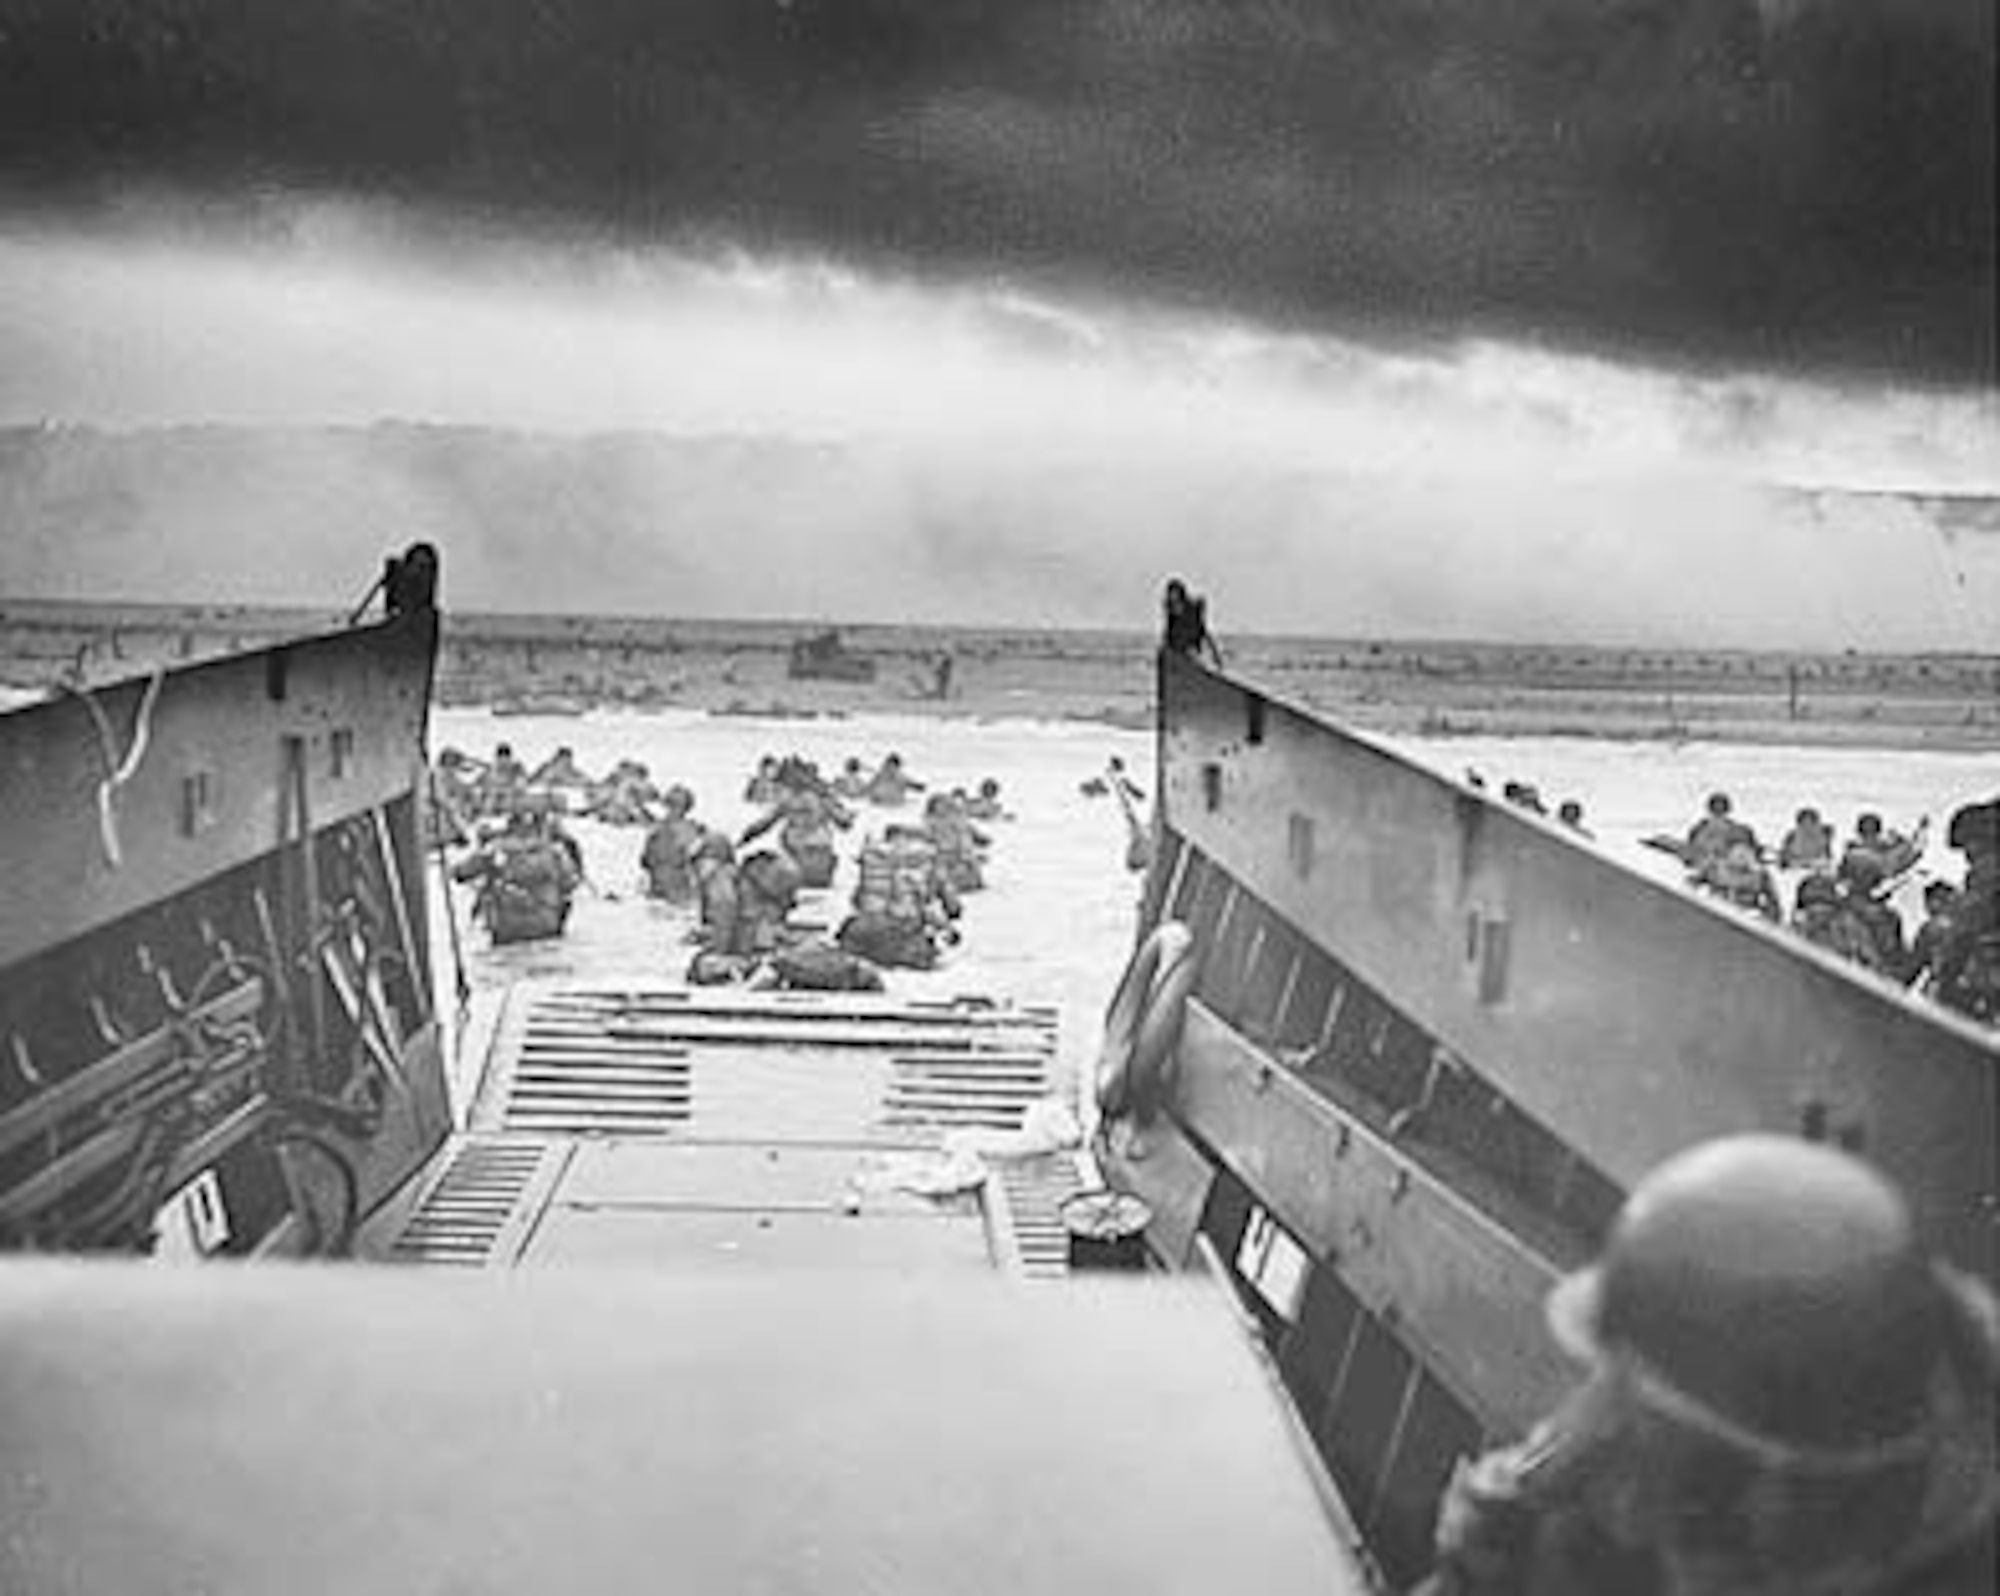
[1096,920,1199,1120]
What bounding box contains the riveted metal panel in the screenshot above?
[1171,1001,1591,1435]
[0,610,437,971]
[1156,651,1998,1282]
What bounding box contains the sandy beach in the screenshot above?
[6,599,1998,753]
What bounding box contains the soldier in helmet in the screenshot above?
[690,830,742,950]
[863,752,926,807]
[526,745,593,792]
[832,756,873,800]
[1417,1136,1996,1596]
[1839,853,1912,981]
[638,785,703,904]
[1778,807,1835,873]
[739,782,850,891]
[1793,871,1877,967]
[736,849,804,955]
[1908,882,1962,994]
[451,809,581,946]
[922,790,989,894]
[1684,792,1759,879]
[1696,839,1781,922]
[472,742,527,819]
[743,754,783,807]
[1842,812,1928,886]
[964,777,1012,822]
[1162,577,1223,666]
[1931,798,1999,1023]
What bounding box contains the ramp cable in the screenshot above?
[60,668,165,869]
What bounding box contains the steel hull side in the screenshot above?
[0,609,438,972]
[1149,649,1997,1280]
[0,604,448,1252]
[1104,651,1996,1586]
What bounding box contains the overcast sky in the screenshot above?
[0,1,1993,642]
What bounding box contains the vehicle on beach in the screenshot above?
[1,557,1993,1593]
[787,626,879,683]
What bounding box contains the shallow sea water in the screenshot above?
[428,707,1158,1098]
[427,706,1997,1104]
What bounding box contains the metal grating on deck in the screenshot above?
[493,993,694,1135]
[432,983,1088,1278]
[386,1137,566,1267]
[884,1048,1054,1132]
[472,984,1061,1144]
[521,987,1059,1054]
[986,1153,1090,1280]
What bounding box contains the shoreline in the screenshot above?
[445,690,2000,756]
[4,598,1995,754]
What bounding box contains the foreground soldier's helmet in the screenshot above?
[1547,1136,1954,1459]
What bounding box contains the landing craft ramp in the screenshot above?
[9,981,1382,1594]
[361,982,1090,1277]
[180,979,1378,1593]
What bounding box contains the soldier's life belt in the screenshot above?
[1096,921,1199,1120]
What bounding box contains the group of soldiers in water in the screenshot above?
[1475,771,1593,838]
[1675,792,2000,1023]
[431,746,592,946]
[432,742,666,834]
[430,739,1011,985]
[1465,753,1999,1026]
[656,750,1008,989]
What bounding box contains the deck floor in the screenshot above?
[361,982,1087,1274]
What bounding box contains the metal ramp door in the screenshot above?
[366,982,1083,1276]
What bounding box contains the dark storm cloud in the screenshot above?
[0,0,1990,382]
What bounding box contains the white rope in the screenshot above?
[63,669,165,869]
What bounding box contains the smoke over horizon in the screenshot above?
[4,418,1996,653]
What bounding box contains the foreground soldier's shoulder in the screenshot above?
[1425,1445,1544,1592]
[1890,1513,1998,1596]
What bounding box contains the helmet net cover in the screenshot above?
[1547,1137,1948,1465]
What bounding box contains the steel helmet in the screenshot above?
[1547,1136,1948,1460]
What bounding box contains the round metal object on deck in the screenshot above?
[1059,1189,1153,1272]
